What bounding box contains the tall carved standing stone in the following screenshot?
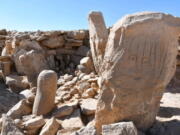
[33,70,57,115]
[88,12,180,133]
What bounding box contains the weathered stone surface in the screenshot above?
[19,50,49,86]
[20,89,34,100]
[79,57,94,73]
[19,40,42,51]
[80,98,97,115]
[61,109,84,129]
[5,75,29,93]
[41,36,65,48]
[7,99,32,119]
[1,114,24,135]
[75,46,90,57]
[23,116,45,134]
[88,11,108,73]
[39,117,60,135]
[57,128,79,135]
[71,126,96,135]
[67,30,87,40]
[102,121,138,135]
[1,40,13,56]
[52,104,74,118]
[33,70,57,115]
[1,61,12,76]
[13,49,27,74]
[88,11,180,133]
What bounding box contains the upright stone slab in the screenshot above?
[33,70,57,115]
[88,11,108,73]
[88,11,180,133]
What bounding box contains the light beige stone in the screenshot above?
[88,11,108,73]
[52,104,74,118]
[5,75,29,93]
[23,116,45,134]
[1,114,24,135]
[39,117,60,135]
[88,11,180,133]
[80,98,97,115]
[7,99,32,119]
[33,70,57,115]
[61,109,84,129]
[102,121,138,135]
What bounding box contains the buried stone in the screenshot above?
[88,11,180,133]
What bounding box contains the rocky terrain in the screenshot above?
[0,12,179,135]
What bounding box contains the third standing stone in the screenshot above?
[33,70,57,115]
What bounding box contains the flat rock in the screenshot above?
[80,98,97,115]
[61,109,84,129]
[52,104,74,118]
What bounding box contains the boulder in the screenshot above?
[5,75,29,93]
[102,121,138,135]
[1,114,24,135]
[23,116,45,134]
[19,50,49,86]
[7,99,32,119]
[33,70,57,115]
[79,57,94,73]
[75,46,90,57]
[88,11,180,133]
[39,117,60,135]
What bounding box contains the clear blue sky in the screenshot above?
[0,0,179,31]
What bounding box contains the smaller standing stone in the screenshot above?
[33,70,57,115]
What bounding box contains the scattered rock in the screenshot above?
[102,121,138,135]
[61,109,84,130]
[23,115,45,134]
[52,104,74,118]
[39,117,60,135]
[1,114,24,135]
[7,99,32,119]
[5,75,29,93]
[71,126,96,135]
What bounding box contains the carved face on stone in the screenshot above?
[102,19,178,91]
